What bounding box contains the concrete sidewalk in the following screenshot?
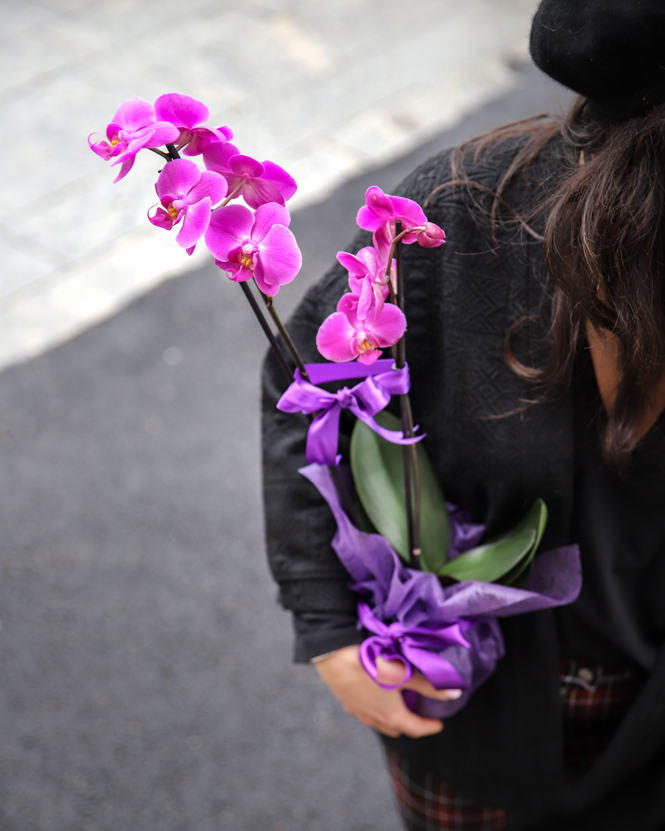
[0,0,538,370]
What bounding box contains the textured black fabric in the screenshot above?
[292,612,364,663]
[261,134,665,828]
[530,0,665,122]
[556,349,665,672]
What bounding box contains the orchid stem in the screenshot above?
[257,285,310,381]
[384,226,418,288]
[149,147,171,161]
[237,280,293,383]
[217,182,244,209]
[393,221,421,566]
[166,143,181,161]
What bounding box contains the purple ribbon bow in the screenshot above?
[277,359,424,466]
[358,602,471,691]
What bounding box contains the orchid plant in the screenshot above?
[90,92,580,710]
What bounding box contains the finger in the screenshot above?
[375,704,444,739]
[375,657,410,688]
[402,671,463,701]
[351,710,402,738]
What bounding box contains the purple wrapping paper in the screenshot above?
[300,463,582,717]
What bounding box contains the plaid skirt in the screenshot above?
[387,658,643,831]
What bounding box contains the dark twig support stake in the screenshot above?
[259,289,310,382]
[394,222,421,566]
[238,281,293,383]
[236,280,357,524]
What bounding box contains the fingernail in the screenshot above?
[445,689,463,700]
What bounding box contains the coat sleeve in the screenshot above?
[261,149,456,662]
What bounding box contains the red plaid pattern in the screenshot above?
[388,751,508,831]
[387,658,642,830]
[559,657,642,771]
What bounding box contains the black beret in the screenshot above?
[530,0,665,122]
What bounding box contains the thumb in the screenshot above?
[374,658,463,702]
[402,671,463,701]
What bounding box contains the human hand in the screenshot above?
[314,644,462,738]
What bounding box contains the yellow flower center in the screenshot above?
[110,136,121,147]
[358,338,373,353]
[168,205,179,221]
[240,253,254,270]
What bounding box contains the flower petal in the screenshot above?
[366,186,395,216]
[105,121,122,142]
[203,141,239,175]
[155,93,209,129]
[215,260,252,282]
[254,224,301,292]
[391,195,428,228]
[336,292,361,326]
[112,154,136,183]
[356,276,374,321]
[228,154,265,178]
[316,312,358,362]
[89,136,116,160]
[356,205,383,232]
[241,177,286,209]
[186,170,227,206]
[116,128,153,161]
[155,158,202,201]
[182,126,229,157]
[147,121,180,148]
[357,348,382,365]
[204,203,254,260]
[372,227,392,263]
[337,250,369,278]
[365,302,406,347]
[251,202,291,242]
[261,160,297,202]
[113,98,155,132]
[148,206,175,230]
[176,197,212,249]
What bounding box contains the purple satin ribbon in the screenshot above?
[277,359,424,466]
[357,602,471,691]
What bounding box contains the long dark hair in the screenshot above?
[432,97,665,468]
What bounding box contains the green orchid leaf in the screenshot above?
[350,411,449,568]
[438,527,537,582]
[438,499,548,584]
[354,492,378,535]
[498,499,548,587]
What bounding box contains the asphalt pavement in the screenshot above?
[0,64,569,831]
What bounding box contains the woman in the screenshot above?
[262,2,665,828]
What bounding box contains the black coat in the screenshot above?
[261,133,665,830]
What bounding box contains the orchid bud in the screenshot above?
[416,222,445,248]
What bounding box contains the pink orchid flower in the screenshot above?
[337,246,392,321]
[88,98,180,182]
[203,142,297,209]
[154,93,233,157]
[357,186,429,244]
[316,294,406,365]
[204,202,302,296]
[148,159,227,253]
[358,186,445,254]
